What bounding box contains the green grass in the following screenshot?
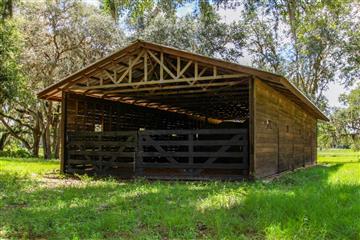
[0,149,359,239]
[318,148,360,164]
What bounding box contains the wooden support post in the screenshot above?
[160,52,164,81]
[104,70,116,83]
[129,57,132,83]
[60,91,67,173]
[249,77,255,178]
[178,60,192,80]
[165,58,187,79]
[148,50,176,80]
[144,53,148,82]
[177,56,180,78]
[199,67,207,77]
[194,62,198,81]
[189,132,194,175]
[116,49,145,84]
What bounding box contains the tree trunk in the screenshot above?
[0,117,32,153]
[53,121,60,159]
[32,117,41,158]
[32,135,40,157]
[0,132,9,151]
[51,106,61,159]
[43,126,52,159]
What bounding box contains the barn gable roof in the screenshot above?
[38,39,328,121]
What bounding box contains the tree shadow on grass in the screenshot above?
[1,163,359,239]
[197,163,360,239]
[1,175,217,239]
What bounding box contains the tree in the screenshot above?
[0,0,126,158]
[0,20,22,105]
[318,84,360,150]
[337,85,360,150]
[0,0,23,153]
[134,7,246,61]
[242,0,360,106]
[101,0,246,61]
[0,0,14,20]
[101,0,203,24]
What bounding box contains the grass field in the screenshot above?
[0,149,359,239]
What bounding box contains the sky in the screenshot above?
[84,0,351,107]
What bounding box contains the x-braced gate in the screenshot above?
[136,129,248,179]
[65,129,248,179]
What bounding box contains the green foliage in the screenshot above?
[0,0,128,159]
[0,0,14,20]
[135,6,246,61]
[340,86,360,150]
[0,150,359,239]
[101,0,210,24]
[0,142,31,158]
[0,20,23,103]
[242,0,360,105]
[320,84,360,151]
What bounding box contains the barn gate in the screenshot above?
[66,128,248,180]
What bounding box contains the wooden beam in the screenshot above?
[116,49,145,84]
[129,57,132,83]
[37,42,142,98]
[104,70,115,83]
[60,91,66,173]
[165,58,187,79]
[178,60,192,79]
[194,62,198,81]
[177,56,180,77]
[147,50,176,80]
[125,84,245,96]
[160,52,164,81]
[75,74,248,90]
[199,67,207,77]
[100,81,243,94]
[144,52,148,82]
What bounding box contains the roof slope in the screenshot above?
[38,39,328,121]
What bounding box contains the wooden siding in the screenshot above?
[253,79,317,178]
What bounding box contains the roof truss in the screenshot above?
[67,48,248,97]
[37,40,328,121]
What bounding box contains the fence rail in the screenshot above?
[66,131,137,175]
[137,128,248,179]
[65,128,248,179]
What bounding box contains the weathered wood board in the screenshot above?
[253,79,317,178]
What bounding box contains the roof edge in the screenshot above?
[37,39,329,121]
[37,40,142,98]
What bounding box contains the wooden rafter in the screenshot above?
[98,81,244,94]
[71,48,249,96]
[74,73,247,91]
[37,40,328,122]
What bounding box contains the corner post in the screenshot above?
[249,77,256,178]
[60,91,67,173]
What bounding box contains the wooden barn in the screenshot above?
[38,40,328,180]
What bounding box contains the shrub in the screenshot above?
[0,144,31,158]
